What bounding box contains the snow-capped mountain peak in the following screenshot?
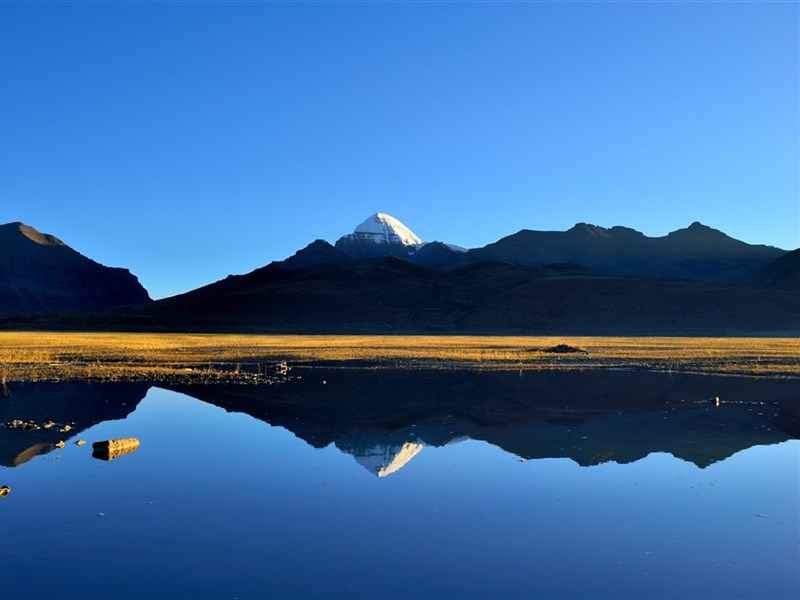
[334,212,461,261]
[351,212,423,246]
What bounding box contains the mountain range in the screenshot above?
[1,214,799,334]
[290,213,787,281]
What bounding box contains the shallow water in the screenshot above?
[1,370,798,599]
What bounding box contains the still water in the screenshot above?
[1,370,798,599]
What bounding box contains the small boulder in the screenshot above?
[543,344,588,354]
[92,437,140,461]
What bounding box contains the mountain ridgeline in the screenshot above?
[2,214,799,334]
[134,213,798,334]
[290,215,786,283]
[0,222,150,316]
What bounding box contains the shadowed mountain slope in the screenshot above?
[762,249,800,289]
[281,239,351,270]
[0,222,150,316]
[1,216,794,334]
[113,256,800,334]
[328,214,784,279]
[466,222,784,281]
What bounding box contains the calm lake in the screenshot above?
[1,369,798,599]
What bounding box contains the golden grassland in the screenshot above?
[0,331,799,383]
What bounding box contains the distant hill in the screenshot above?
[762,249,800,289]
[466,221,784,281]
[0,222,151,316]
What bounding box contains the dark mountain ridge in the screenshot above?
[81,253,800,335]
[465,221,784,281]
[2,216,796,335]
[0,221,151,316]
[762,249,800,289]
[288,218,786,283]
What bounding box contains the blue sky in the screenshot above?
[2,2,797,298]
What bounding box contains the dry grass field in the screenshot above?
[0,331,799,383]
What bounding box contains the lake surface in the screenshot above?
[1,369,798,599]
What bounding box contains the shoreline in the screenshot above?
[1,332,799,384]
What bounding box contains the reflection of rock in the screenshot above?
[0,383,148,468]
[11,443,52,467]
[92,446,139,461]
[348,442,424,477]
[167,370,800,473]
[5,419,42,431]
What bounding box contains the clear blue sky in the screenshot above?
[2,2,797,298]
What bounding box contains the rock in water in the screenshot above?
[92,437,140,461]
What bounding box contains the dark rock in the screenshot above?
[543,344,588,354]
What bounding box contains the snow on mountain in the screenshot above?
[352,442,425,478]
[347,212,423,246]
[333,211,467,264]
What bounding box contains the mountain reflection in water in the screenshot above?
[0,382,144,467]
[2,370,798,475]
[2,370,798,599]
